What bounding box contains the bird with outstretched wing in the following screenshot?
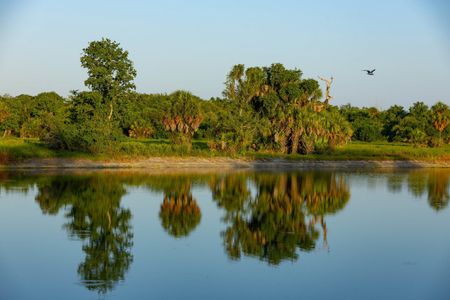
[362,69,376,75]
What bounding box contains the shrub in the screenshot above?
[128,121,153,139]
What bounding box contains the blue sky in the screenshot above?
[0,0,449,108]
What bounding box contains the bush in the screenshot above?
[128,121,153,139]
[44,92,122,153]
[352,119,383,142]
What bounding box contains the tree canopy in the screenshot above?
[81,38,137,121]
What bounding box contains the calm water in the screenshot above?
[0,169,449,300]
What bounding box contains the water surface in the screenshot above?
[0,169,449,300]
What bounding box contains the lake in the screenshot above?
[0,169,449,300]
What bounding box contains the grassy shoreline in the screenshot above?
[1,138,449,167]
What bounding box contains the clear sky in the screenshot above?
[0,0,449,108]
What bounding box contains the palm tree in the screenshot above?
[431,102,450,144]
[224,64,245,101]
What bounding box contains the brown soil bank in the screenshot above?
[1,157,449,170]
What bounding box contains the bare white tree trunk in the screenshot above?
[318,76,334,105]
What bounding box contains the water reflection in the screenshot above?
[0,169,449,296]
[35,175,133,294]
[381,170,450,211]
[417,170,449,211]
[158,177,202,238]
[211,172,349,264]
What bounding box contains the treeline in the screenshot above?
[340,102,450,146]
[0,38,449,154]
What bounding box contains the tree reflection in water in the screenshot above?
[210,172,350,265]
[405,170,450,211]
[35,175,133,294]
[158,178,201,238]
[0,169,447,292]
[427,171,450,211]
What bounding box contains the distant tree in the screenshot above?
[354,119,384,142]
[409,102,430,121]
[431,102,450,145]
[22,92,66,139]
[382,105,407,142]
[81,38,137,121]
[393,116,424,144]
[10,94,34,137]
[339,105,383,142]
[162,91,203,149]
[393,102,432,145]
[0,101,10,137]
[224,64,245,105]
[116,93,169,139]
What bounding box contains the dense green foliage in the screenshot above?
[80,38,137,120]
[0,38,448,155]
[340,101,450,146]
[218,63,352,154]
[162,90,203,149]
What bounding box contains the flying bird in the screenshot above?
[362,69,376,75]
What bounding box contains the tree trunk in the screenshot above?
[318,76,334,105]
[108,102,113,121]
[290,130,300,154]
[300,137,314,154]
[107,210,111,230]
[277,134,287,154]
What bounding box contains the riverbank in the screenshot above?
[1,138,449,169]
[1,157,449,170]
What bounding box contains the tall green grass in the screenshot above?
[251,141,450,161]
[1,138,449,163]
[0,138,87,163]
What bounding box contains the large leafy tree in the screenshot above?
[222,63,351,154]
[382,105,407,142]
[81,38,137,121]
